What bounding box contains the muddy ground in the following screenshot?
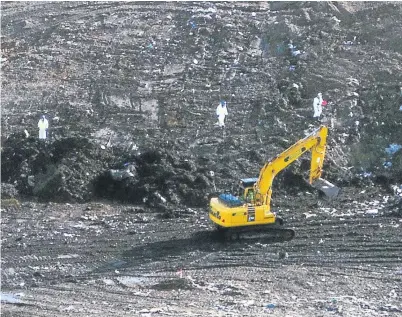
[1,1,402,316]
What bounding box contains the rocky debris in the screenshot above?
[150,277,195,291]
[94,148,213,209]
[1,183,18,199]
[1,134,112,202]
[384,193,402,218]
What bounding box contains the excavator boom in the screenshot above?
[255,125,338,205]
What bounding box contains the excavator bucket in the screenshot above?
[311,178,340,199]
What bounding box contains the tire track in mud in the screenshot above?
[1,201,401,291]
[1,203,211,288]
[2,204,401,317]
[286,214,402,271]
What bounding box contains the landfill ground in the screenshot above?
[1,1,402,316]
[1,187,401,317]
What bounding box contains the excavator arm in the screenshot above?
[254,125,334,206]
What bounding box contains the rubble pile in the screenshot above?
[0,183,18,199]
[94,148,213,208]
[1,132,215,207]
[1,133,112,202]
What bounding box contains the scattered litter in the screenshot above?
[188,20,197,29]
[62,305,75,312]
[57,254,79,259]
[0,292,21,304]
[383,161,392,168]
[242,299,255,307]
[380,304,402,313]
[117,276,144,287]
[348,92,360,98]
[385,144,401,155]
[347,78,359,86]
[289,65,296,71]
[103,278,115,285]
[265,303,276,309]
[366,209,379,215]
[303,212,316,219]
[391,185,402,197]
[155,192,167,204]
[27,175,35,187]
[388,289,397,298]
[109,169,135,181]
[292,49,302,57]
[131,143,138,151]
[359,172,372,178]
[176,268,183,278]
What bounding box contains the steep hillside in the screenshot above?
[2,2,401,205]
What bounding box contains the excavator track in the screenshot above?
[215,224,295,243]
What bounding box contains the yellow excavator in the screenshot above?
[209,125,339,240]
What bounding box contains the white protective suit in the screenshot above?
[313,93,323,118]
[216,103,228,127]
[38,118,49,139]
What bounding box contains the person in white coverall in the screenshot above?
[216,101,228,128]
[313,92,323,120]
[38,115,49,140]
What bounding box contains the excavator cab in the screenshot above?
[238,178,258,203]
